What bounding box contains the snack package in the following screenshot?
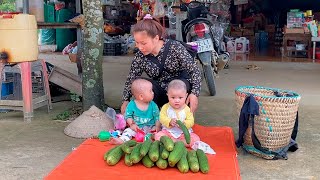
[306,20,318,37]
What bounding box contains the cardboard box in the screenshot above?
[243,22,255,28]
[268,33,275,41]
[253,16,263,23]
[265,24,275,32]
[243,29,255,36]
[284,27,304,34]
[231,31,243,37]
[68,53,77,63]
[244,35,255,43]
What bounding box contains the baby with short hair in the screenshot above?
[110,78,161,144]
[155,79,200,147]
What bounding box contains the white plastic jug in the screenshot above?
[227,40,235,53]
[235,37,247,53]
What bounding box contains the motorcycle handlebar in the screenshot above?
[170,3,215,16]
[171,4,188,12]
[171,5,181,9]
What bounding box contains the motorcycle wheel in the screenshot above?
[202,64,216,96]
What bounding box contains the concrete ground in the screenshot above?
[1,54,320,180]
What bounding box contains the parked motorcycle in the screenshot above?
[172,1,230,96]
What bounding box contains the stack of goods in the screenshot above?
[230,15,265,53]
[229,26,253,53]
[103,34,132,56]
[284,9,317,35]
[265,24,275,46]
[242,28,255,52]
[303,10,319,38]
[242,15,264,32]
[230,26,243,38]
[209,0,231,23]
[282,9,319,58]
[287,10,304,29]
[274,27,283,55]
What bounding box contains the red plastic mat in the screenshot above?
[45,124,240,180]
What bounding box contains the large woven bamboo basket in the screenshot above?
[235,86,301,158]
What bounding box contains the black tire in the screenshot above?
[202,64,216,96]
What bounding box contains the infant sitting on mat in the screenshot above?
[110,79,199,147]
[110,78,161,144]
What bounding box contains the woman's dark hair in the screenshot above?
[131,17,165,39]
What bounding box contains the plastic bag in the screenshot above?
[153,0,165,18]
[191,141,216,154]
[105,107,116,122]
[105,107,126,131]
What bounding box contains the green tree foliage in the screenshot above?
[0,0,15,12]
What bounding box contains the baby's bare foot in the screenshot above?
[109,138,124,145]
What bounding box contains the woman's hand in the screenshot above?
[186,93,198,114]
[121,101,129,115]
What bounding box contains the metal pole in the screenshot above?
[76,0,81,13]
[23,0,29,14]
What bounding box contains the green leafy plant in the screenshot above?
[0,0,15,12]
[70,93,81,103]
[53,92,82,121]
[53,110,71,120]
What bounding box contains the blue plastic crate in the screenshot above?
[1,82,13,98]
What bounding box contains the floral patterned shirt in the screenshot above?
[122,39,201,101]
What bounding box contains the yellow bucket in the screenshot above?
[303,12,307,17]
[306,10,312,16]
[0,14,38,63]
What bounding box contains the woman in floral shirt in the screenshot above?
[121,14,201,114]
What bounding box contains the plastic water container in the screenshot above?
[227,40,235,53]
[0,14,38,63]
[235,37,247,53]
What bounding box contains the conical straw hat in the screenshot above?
[64,105,114,138]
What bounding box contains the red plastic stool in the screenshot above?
[0,59,52,122]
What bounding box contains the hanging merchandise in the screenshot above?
[136,0,151,20]
[142,2,151,15]
[167,1,176,29]
[152,0,165,18]
[54,1,66,11]
[306,21,318,37]
[209,0,231,23]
